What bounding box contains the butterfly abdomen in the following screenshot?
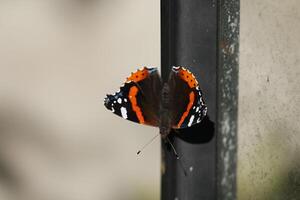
[159,83,172,138]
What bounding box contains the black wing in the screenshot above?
[104,67,162,127]
[168,66,207,129]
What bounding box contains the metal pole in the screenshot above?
[160,0,239,199]
[161,0,217,199]
[217,0,239,199]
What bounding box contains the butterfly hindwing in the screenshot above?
[104,67,162,127]
[168,66,207,129]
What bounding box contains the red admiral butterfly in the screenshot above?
[104,66,207,139]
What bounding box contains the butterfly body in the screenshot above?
[159,83,172,138]
[104,66,207,138]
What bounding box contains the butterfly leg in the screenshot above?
[164,135,187,176]
[173,129,180,134]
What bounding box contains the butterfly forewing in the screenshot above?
[168,66,207,129]
[104,67,162,127]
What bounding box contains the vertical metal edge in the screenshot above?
[161,0,174,81]
[217,0,240,199]
[161,1,176,200]
[161,0,218,199]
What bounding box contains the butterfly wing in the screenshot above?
[104,67,162,127]
[168,66,207,129]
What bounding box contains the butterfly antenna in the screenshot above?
[137,133,160,155]
[166,137,188,176]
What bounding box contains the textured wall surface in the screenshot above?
[238,0,300,199]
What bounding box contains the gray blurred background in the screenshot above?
[0,0,299,200]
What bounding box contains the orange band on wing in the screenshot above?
[126,67,149,83]
[177,91,195,128]
[178,68,198,88]
[128,86,145,124]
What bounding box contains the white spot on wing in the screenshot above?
[117,98,122,104]
[124,98,127,102]
[120,107,127,119]
[197,117,201,123]
[199,98,203,104]
[196,107,199,112]
[188,115,195,127]
[203,107,208,115]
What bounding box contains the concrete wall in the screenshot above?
[238,0,300,199]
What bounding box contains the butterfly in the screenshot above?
[104,66,207,140]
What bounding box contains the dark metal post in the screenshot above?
[160,0,239,199]
[217,0,239,199]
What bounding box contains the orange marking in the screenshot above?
[126,67,149,83]
[128,86,145,124]
[177,91,195,128]
[178,68,198,88]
